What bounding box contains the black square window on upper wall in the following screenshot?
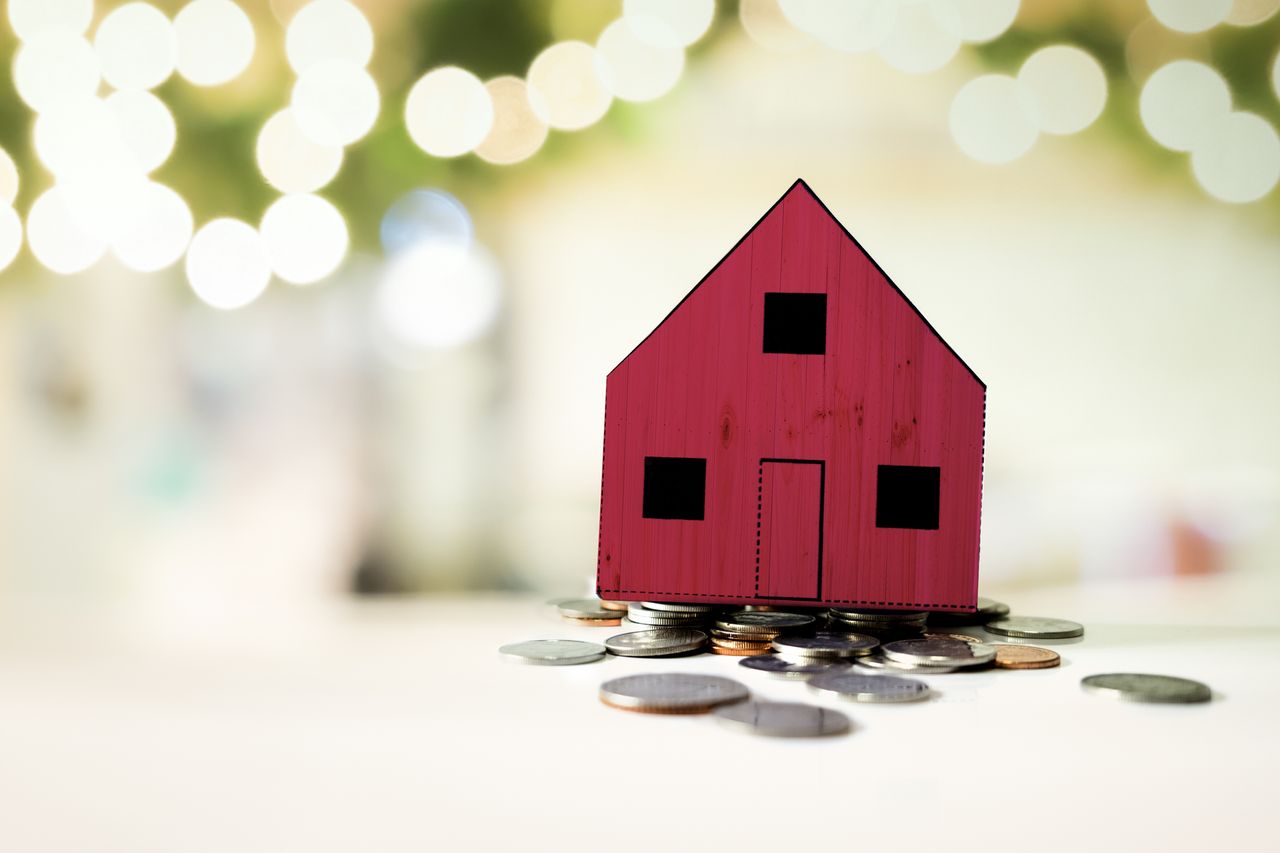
[876,465,941,530]
[762,292,827,355]
[642,456,706,520]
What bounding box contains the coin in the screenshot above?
[713,701,850,737]
[604,629,708,657]
[709,644,767,656]
[562,616,622,627]
[712,636,774,650]
[1081,673,1211,704]
[712,627,780,641]
[717,612,815,632]
[498,639,606,666]
[599,600,630,611]
[640,601,718,613]
[739,655,854,680]
[772,632,879,659]
[984,616,1084,639]
[626,603,707,626]
[807,672,930,703]
[992,644,1060,669]
[922,632,983,644]
[558,598,622,620]
[599,673,749,713]
[853,654,965,674]
[882,638,996,667]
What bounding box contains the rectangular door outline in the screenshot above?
[754,458,825,600]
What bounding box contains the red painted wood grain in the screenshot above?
[757,461,823,600]
[597,180,985,611]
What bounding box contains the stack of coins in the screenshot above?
[710,612,815,655]
[557,598,624,626]
[828,607,928,640]
[772,631,879,662]
[625,601,717,629]
[927,596,1010,627]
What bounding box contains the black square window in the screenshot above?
[875,465,940,530]
[762,292,826,355]
[642,456,706,520]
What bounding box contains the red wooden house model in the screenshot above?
[596,180,985,612]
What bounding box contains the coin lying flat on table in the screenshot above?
[928,597,1010,626]
[713,701,850,737]
[808,671,931,703]
[984,616,1084,639]
[992,644,1060,669]
[605,629,707,657]
[599,673,749,713]
[739,655,854,680]
[923,632,983,644]
[1081,673,1211,704]
[854,654,967,674]
[709,644,768,656]
[563,616,622,627]
[599,600,629,611]
[499,639,606,666]
[558,599,623,620]
[882,638,996,667]
[641,601,718,613]
[773,632,879,659]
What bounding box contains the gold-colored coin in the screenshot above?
[992,644,1060,669]
[708,645,766,656]
[562,615,622,627]
[599,600,629,611]
[711,637,774,650]
[599,695,716,714]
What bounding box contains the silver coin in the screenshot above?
[599,673,750,712]
[640,601,718,613]
[557,598,621,619]
[739,655,854,680]
[498,639,606,666]
[713,701,850,737]
[829,608,928,622]
[604,629,707,657]
[717,612,815,632]
[1081,673,1211,704]
[807,671,931,703]
[772,632,879,659]
[853,654,965,674]
[882,638,996,666]
[984,616,1084,639]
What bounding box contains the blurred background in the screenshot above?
[0,0,1278,636]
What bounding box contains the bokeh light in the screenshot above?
[174,0,255,87]
[1017,45,1107,135]
[1139,60,1231,151]
[739,0,811,52]
[1191,111,1280,202]
[0,205,21,272]
[7,0,93,41]
[95,2,176,91]
[26,186,108,274]
[475,77,550,165]
[878,3,960,74]
[595,19,684,102]
[292,60,380,146]
[376,244,501,350]
[259,193,349,284]
[0,147,18,206]
[12,32,101,113]
[110,182,193,272]
[950,74,1039,164]
[33,97,122,179]
[1226,0,1280,26]
[285,0,373,74]
[527,41,612,131]
[623,0,715,49]
[60,169,151,244]
[106,90,177,173]
[779,0,897,54]
[405,67,495,158]
[941,0,1020,43]
[380,189,472,258]
[1147,0,1232,33]
[185,218,271,310]
[256,108,344,193]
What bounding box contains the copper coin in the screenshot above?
[711,637,774,650]
[709,645,767,656]
[992,644,1060,669]
[562,615,622,627]
[599,695,717,714]
[599,600,630,611]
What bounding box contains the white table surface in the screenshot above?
[2,574,1277,852]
